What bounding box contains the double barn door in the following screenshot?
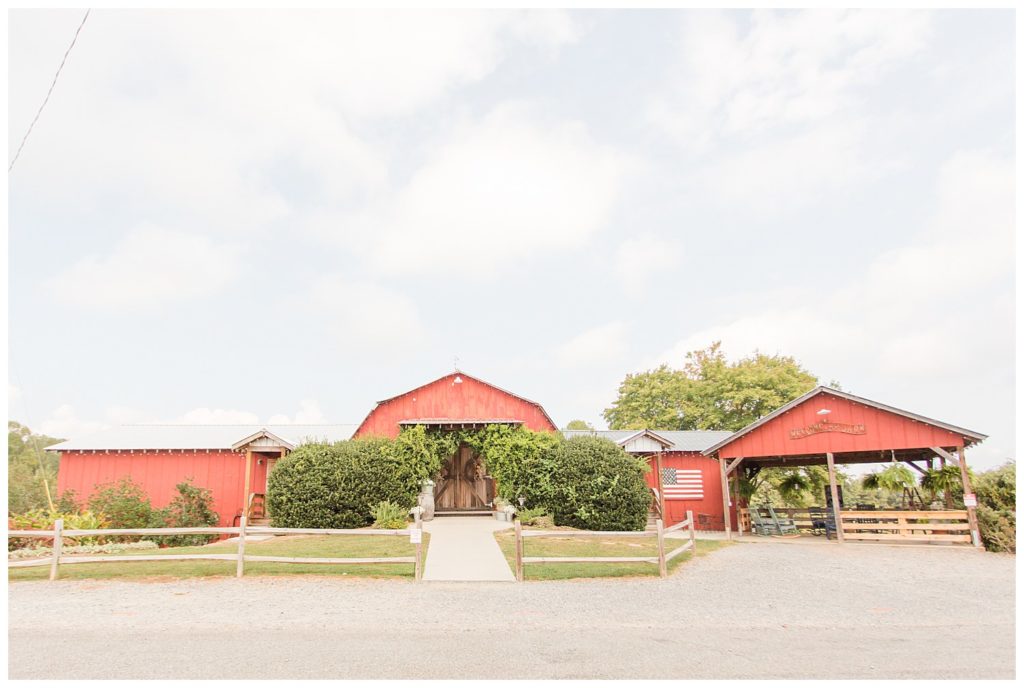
[434,445,494,511]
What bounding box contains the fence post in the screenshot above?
[413,508,423,582]
[236,516,247,578]
[514,519,524,582]
[687,509,696,554]
[656,518,667,577]
[49,518,64,581]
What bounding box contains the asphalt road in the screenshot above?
[8,541,1015,679]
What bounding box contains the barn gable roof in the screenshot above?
[355,371,557,435]
[702,386,987,456]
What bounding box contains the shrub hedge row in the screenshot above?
[266,426,653,531]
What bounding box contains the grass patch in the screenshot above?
[493,530,731,581]
[8,533,428,582]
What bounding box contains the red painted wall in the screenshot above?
[56,450,246,527]
[645,452,732,531]
[355,373,558,438]
[716,391,968,460]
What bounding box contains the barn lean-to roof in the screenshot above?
[46,424,357,452]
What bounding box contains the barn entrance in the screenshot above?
[434,444,495,513]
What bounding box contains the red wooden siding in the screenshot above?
[645,452,732,530]
[716,391,967,460]
[355,373,558,438]
[56,450,246,527]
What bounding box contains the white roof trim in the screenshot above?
[616,429,674,449]
[230,429,295,451]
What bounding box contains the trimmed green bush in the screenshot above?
[548,435,652,531]
[266,437,429,529]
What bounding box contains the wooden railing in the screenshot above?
[513,510,696,581]
[839,510,972,543]
[738,508,972,545]
[8,515,426,581]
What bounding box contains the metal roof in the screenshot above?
[701,386,988,456]
[46,424,358,452]
[561,429,734,452]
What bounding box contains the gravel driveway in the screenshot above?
[8,541,1015,679]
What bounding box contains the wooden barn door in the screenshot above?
[434,445,493,511]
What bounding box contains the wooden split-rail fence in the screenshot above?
[513,510,697,581]
[8,514,426,581]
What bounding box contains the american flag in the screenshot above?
[660,468,704,500]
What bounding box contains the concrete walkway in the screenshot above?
[421,516,515,582]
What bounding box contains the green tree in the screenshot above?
[564,419,594,431]
[603,342,819,431]
[7,421,64,513]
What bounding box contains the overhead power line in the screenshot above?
[8,8,91,173]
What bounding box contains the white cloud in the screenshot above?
[306,275,426,353]
[613,235,682,294]
[558,321,628,366]
[341,102,627,277]
[37,405,106,438]
[48,225,240,309]
[176,408,260,424]
[649,10,931,213]
[650,9,931,148]
[267,400,326,425]
[10,10,581,234]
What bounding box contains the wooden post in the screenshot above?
[413,508,423,581]
[242,448,253,519]
[48,518,64,581]
[687,509,696,554]
[826,452,844,543]
[236,516,247,578]
[514,519,524,582]
[719,457,732,539]
[656,518,667,577]
[654,451,666,521]
[957,443,982,549]
[733,476,743,536]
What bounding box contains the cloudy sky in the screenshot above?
[8,9,1015,470]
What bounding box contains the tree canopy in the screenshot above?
[564,419,594,430]
[603,341,820,432]
[8,421,64,513]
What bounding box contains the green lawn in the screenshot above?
[8,533,428,582]
[493,530,731,581]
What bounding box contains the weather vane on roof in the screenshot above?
[454,356,460,372]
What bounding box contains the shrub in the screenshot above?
[267,437,423,529]
[153,479,220,547]
[548,436,652,531]
[8,509,108,549]
[54,490,81,513]
[370,501,409,529]
[515,506,548,526]
[88,477,155,530]
[974,462,1015,553]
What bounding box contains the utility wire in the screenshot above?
[8,9,91,173]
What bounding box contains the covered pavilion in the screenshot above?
[703,387,987,547]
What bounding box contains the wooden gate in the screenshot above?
[434,445,494,511]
